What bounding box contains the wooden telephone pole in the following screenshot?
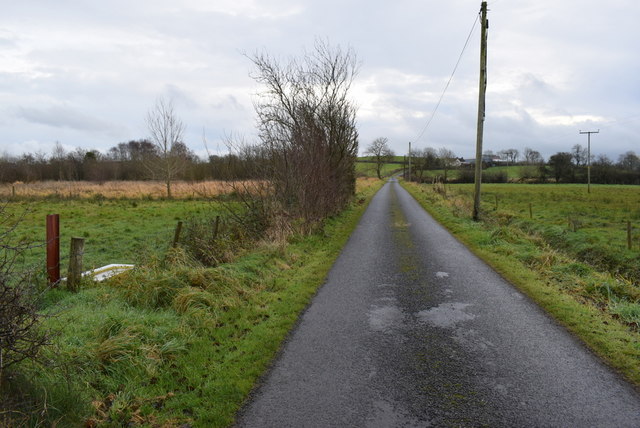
[579,129,599,194]
[472,1,488,221]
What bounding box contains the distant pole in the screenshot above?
[579,130,599,194]
[408,142,412,181]
[473,1,488,221]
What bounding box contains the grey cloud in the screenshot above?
[16,105,122,134]
[1,0,639,159]
[163,84,199,110]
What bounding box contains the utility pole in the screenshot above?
[472,1,488,221]
[579,130,599,194]
[408,142,412,182]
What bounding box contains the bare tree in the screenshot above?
[437,147,457,182]
[249,40,359,228]
[411,147,438,182]
[572,144,588,166]
[146,97,186,198]
[365,137,394,179]
[523,147,543,165]
[499,148,519,165]
[617,151,640,171]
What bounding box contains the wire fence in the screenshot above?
[3,198,231,288]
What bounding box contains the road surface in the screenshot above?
[236,179,640,427]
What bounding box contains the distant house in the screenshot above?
[461,155,504,168]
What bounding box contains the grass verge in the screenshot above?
[3,179,383,427]
[401,180,640,386]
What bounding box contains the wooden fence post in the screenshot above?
[529,203,533,219]
[67,237,85,292]
[212,215,221,240]
[172,221,183,248]
[46,214,60,285]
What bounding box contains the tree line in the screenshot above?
[365,138,640,185]
[0,139,265,184]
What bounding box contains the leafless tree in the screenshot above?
[411,147,437,182]
[523,147,544,165]
[146,97,186,198]
[249,40,359,228]
[571,144,588,166]
[617,151,640,171]
[499,148,519,165]
[365,137,394,179]
[437,147,457,182]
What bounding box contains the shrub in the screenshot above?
[0,205,49,378]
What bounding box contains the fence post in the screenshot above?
[67,237,85,292]
[172,221,183,248]
[529,203,533,219]
[212,215,221,240]
[46,214,60,285]
[12,185,15,198]
[494,194,498,211]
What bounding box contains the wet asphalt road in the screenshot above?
[236,179,640,427]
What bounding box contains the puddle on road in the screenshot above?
[368,305,404,332]
[416,302,475,328]
[453,328,495,352]
[366,399,430,428]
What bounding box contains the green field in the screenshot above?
[355,161,403,178]
[2,180,384,427]
[4,199,217,272]
[461,183,640,254]
[402,181,640,385]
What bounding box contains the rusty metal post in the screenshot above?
[46,214,60,285]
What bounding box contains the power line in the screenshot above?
[413,9,481,144]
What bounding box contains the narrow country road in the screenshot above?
[235,179,640,427]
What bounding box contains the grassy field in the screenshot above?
[402,180,640,385]
[4,199,217,272]
[356,160,403,178]
[2,178,383,427]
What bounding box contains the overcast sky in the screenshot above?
[1,0,638,161]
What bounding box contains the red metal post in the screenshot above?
[46,214,60,285]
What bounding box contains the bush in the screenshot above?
[456,168,507,183]
[0,205,49,378]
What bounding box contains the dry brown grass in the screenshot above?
[2,178,379,200]
[355,177,380,193]
[0,180,259,199]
